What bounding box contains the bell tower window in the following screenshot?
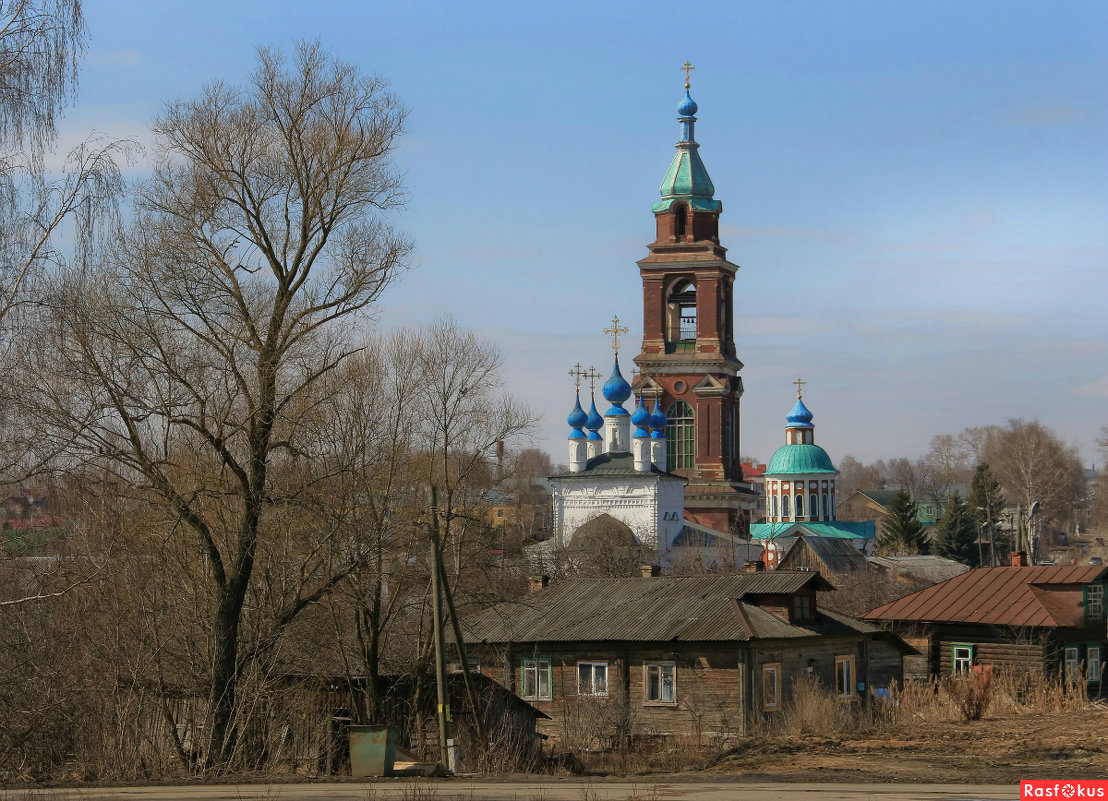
[665,401,695,470]
[665,280,697,352]
[674,204,687,241]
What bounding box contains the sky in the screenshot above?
[62,1,1108,468]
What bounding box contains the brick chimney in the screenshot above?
[1011,551,1027,567]
[640,564,661,578]
[528,575,550,593]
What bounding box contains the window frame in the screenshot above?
[762,662,781,711]
[782,494,790,518]
[1085,583,1104,623]
[792,594,811,622]
[810,493,818,520]
[951,643,974,675]
[835,655,856,699]
[520,657,552,701]
[1087,644,1102,683]
[665,401,695,471]
[1064,645,1081,683]
[644,661,677,705]
[576,660,609,697]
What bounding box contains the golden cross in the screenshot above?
[682,61,695,90]
[604,315,629,355]
[794,377,806,398]
[569,363,587,390]
[587,366,601,394]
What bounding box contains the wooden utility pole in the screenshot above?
[427,486,450,769]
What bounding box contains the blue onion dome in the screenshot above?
[602,356,632,404]
[678,90,698,117]
[586,427,603,441]
[786,397,814,428]
[631,396,650,428]
[586,398,604,432]
[649,398,667,437]
[567,394,588,430]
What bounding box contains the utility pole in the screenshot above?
[427,486,450,769]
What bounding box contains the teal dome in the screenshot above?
[764,443,838,475]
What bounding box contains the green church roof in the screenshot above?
[764,443,838,475]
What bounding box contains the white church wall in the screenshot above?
[552,475,685,553]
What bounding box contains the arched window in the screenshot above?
[665,401,695,471]
[772,494,778,518]
[782,494,790,518]
[810,493,818,520]
[830,492,835,519]
[822,493,829,520]
[796,494,804,518]
[674,204,687,241]
[665,280,697,345]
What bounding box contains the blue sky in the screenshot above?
[65,1,1108,467]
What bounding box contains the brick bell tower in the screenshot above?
[633,67,757,534]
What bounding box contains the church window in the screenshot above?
[674,204,687,241]
[795,494,804,518]
[810,493,818,520]
[781,494,790,518]
[665,401,694,470]
[822,494,829,520]
[772,494,778,518]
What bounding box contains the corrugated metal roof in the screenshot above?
[867,555,970,584]
[459,572,864,646]
[861,565,1108,627]
[779,536,868,573]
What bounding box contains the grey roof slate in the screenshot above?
[458,572,883,646]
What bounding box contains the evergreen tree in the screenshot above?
[877,488,930,555]
[969,463,1007,564]
[934,492,980,566]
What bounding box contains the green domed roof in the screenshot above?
[764,443,838,475]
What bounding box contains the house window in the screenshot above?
[1088,645,1102,683]
[810,493,818,520]
[1064,646,1081,682]
[645,661,676,703]
[952,644,974,675]
[762,662,781,710]
[520,658,552,701]
[665,402,695,470]
[835,655,856,698]
[577,661,608,696]
[1086,584,1104,622]
[792,594,811,621]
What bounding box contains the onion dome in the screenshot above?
[649,398,668,438]
[765,443,836,474]
[602,356,632,414]
[677,90,698,117]
[567,394,588,431]
[786,397,814,428]
[653,87,720,214]
[586,398,604,441]
[631,396,651,438]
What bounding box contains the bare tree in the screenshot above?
[985,419,1084,531]
[24,42,410,771]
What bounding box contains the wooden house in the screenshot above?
[861,564,1107,689]
[775,535,868,577]
[458,572,910,745]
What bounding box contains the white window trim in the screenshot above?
[521,658,552,701]
[835,655,856,698]
[1087,584,1104,622]
[952,644,974,675]
[1087,645,1102,683]
[577,660,609,697]
[644,660,677,705]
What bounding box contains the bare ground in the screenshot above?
[704,708,1108,784]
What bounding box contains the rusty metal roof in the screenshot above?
[458,572,880,645]
[861,565,1108,627]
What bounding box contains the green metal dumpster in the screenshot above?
[348,725,397,777]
